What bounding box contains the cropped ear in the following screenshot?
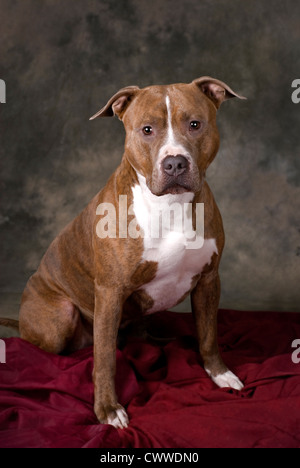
[192,76,246,109]
[90,85,140,120]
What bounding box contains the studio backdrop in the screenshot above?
[0,0,299,313]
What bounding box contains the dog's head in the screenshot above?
[90,77,245,196]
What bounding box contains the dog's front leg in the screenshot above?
[191,272,243,390]
[93,283,129,429]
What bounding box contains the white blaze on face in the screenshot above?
[166,95,176,146]
[156,95,192,168]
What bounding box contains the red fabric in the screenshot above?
[0,309,300,448]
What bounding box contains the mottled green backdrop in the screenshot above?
[0,0,300,313]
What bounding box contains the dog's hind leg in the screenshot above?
[19,286,89,354]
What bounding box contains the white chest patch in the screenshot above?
[132,174,218,313]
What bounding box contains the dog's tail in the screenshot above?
[0,318,20,331]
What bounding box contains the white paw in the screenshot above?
[107,407,129,429]
[206,368,244,391]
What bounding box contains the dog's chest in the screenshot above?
[141,234,217,313]
[132,178,218,313]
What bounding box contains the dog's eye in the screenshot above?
[142,126,153,135]
[189,121,201,131]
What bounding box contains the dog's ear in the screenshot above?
[90,86,140,120]
[192,76,246,109]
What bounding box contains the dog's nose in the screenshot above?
[162,155,188,177]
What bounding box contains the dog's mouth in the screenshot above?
[158,171,196,195]
[149,178,198,197]
[146,169,201,197]
[159,182,193,196]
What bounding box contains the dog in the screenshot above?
[0,77,246,428]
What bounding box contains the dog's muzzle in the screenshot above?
[162,155,189,177]
[159,155,192,194]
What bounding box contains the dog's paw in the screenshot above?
[106,406,129,429]
[95,403,129,429]
[206,368,244,391]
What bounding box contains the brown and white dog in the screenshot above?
[1,77,246,428]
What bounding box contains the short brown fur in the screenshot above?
[0,77,245,426]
